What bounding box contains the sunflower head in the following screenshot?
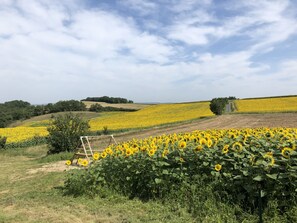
[215,164,222,172]
[179,141,187,149]
[232,142,243,152]
[281,147,293,159]
[148,149,156,157]
[194,145,203,152]
[222,145,229,154]
[81,159,89,167]
[93,153,100,160]
[65,160,72,166]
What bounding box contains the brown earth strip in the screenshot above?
[112,113,297,144]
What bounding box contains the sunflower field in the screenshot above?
[65,127,297,217]
[235,96,297,113]
[0,126,48,148]
[89,102,213,131]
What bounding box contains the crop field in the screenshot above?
[0,127,48,144]
[1,102,297,222]
[0,102,213,144]
[235,96,297,113]
[89,102,213,131]
[65,126,297,222]
[83,101,151,110]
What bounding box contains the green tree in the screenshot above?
[209,98,229,115]
[47,113,89,154]
[89,104,104,112]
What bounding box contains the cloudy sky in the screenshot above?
[1,0,297,104]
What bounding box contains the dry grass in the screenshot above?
[83,101,152,109]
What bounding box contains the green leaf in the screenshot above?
[253,175,263,181]
[233,175,242,180]
[242,171,249,176]
[266,173,278,180]
[261,190,266,198]
[162,170,169,175]
[155,178,162,184]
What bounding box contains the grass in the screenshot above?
[0,145,195,223]
[1,143,296,222]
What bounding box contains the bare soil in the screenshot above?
[112,113,297,143]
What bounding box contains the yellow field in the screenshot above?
[89,102,213,131]
[235,97,297,113]
[0,127,48,143]
[0,102,213,143]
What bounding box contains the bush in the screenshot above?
[47,113,89,154]
[0,136,7,149]
[209,97,229,115]
[89,104,104,112]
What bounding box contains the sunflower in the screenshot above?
[81,159,89,167]
[232,142,243,152]
[65,160,72,166]
[179,141,187,149]
[222,145,229,154]
[125,148,133,157]
[162,149,169,158]
[194,145,203,152]
[199,138,207,146]
[101,152,107,159]
[281,147,293,159]
[207,139,213,148]
[179,157,185,163]
[93,152,100,160]
[215,164,222,172]
[148,149,156,157]
[105,147,113,155]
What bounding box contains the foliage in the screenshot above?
[47,113,89,154]
[64,127,297,217]
[83,96,133,104]
[0,99,86,128]
[236,96,297,113]
[50,100,86,112]
[209,97,229,115]
[5,136,47,149]
[0,136,6,149]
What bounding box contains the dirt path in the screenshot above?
[112,113,297,143]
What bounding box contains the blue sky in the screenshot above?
[0,0,297,104]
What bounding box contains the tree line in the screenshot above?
[0,100,86,127]
[83,96,133,104]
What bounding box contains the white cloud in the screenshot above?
[167,0,297,54]
[119,0,158,15]
[0,0,297,103]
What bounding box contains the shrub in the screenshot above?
[209,97,229,115]
[0,136,7,149]
[47,113,89,154]
[89,104,104,112]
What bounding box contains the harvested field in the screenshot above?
[83,101,152,110]
[110,113,297,144]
